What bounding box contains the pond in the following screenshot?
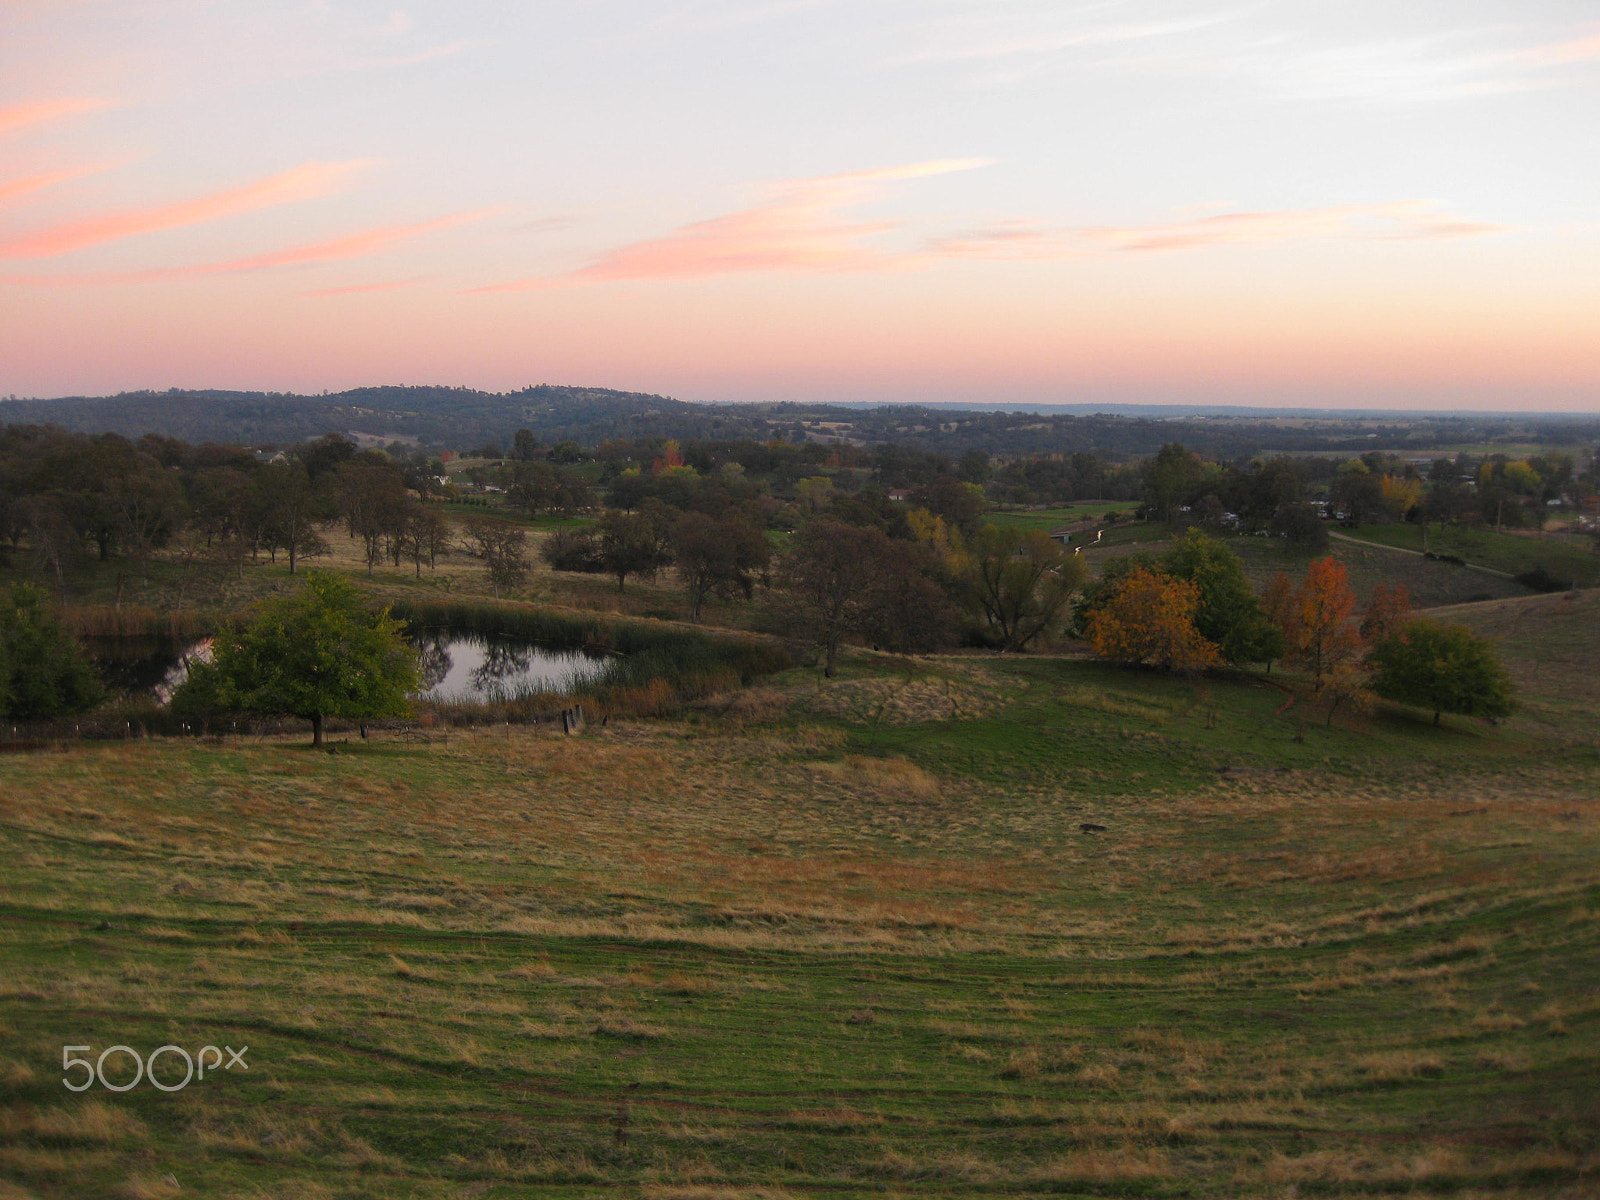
[413,633,615,703]
[90,634,616,706]
[90,637,203,705]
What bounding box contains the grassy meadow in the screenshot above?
[983,505,1137,534]
[2,591,1598,1198]
[0,513,761,634]
[1337,525,1600,590]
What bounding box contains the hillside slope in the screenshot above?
[1426,588,1598,733]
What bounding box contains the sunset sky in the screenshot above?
[3,0,1598,410]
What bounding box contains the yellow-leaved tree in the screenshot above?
[1084,565,1221,673]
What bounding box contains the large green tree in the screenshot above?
[1140,442,1205,524]
[1367,618,1517,726]
[964,525,1087,652]
[1162,530,1286,666]
[597,508,672,592]
[0,584,103,719]
[176,572,418,745]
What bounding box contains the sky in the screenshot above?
[2,0,1598,411]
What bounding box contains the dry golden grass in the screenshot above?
[790,660,1007,725]
[0,1103,146,1146]
[2,638,1598,1197]
[114,1173,180,1200]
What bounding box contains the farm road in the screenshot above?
[1328,530,1516,579]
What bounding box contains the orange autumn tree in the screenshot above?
[1359,582,1411,644]
[1259,571,1296,672]
[1282,556,1361,689]
[650,439,685,474]
[1085,565,1222,673]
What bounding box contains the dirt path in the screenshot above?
[1327,530,1516,579]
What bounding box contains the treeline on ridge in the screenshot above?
[6,384,1597,463]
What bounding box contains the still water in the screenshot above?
[92,634,615,705]
[413,634,614,702]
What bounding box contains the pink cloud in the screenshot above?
[0,164,108,206]
[0,160,375,260]
[0,96,112,137]
[0,208,495,286]
[467,184,1501,295]
[472,158,990,292]
[191,208,494,273]
[922,221,1054,259]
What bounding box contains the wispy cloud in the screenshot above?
[472,159,990,292]
[0,96,113,137]
[1157,20,1600,106]
[0,164,110,206]
[927,202,1505,261]
[891,6,1600,104]
[472,182,1502,294]
[0,160,375,260]
[0,209,495,285]
[1077,202,1505,252]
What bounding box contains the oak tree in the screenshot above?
[175,571,418,746]
[1162,530,1285,665]
[1368,618,1517,726]
[462,515,529,598]
[670,511,770,623]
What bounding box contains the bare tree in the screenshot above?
[462,515,529,598]
[405,506,451,576]
[774,520,887,677]
[333,456,410,576]
[258,460,330,575]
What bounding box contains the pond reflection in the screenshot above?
[92,634,614,705]
[90,638,210,705]
[412,634,613,702]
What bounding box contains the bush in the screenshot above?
[540,528,604,573]
[0,584,104,720]
[1514,565,1571,593]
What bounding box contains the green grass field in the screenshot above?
[983,504,1137,534]
[2,604,1597,1198]
[1341,525,1599,589]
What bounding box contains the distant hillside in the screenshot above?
[4,385,1595,459]
[0,385,735,450]
[1426,589,1598,731]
